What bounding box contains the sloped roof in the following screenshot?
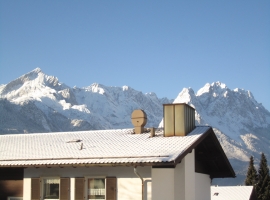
[0,126,235,178]
[1,127,205,166]
[211,186,256,200]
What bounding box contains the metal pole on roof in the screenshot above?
[134,166,144,200]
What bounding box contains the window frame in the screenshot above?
[41,177,61,200]
[85,176,106,200]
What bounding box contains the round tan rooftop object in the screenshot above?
[131,110,147,134]
[131,110,147,126]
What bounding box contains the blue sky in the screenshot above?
[0,1,269,110]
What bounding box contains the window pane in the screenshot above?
[43,178,60,199]
[88,178,105,200]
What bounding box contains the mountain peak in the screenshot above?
[85,83,105,94]
[122,85,129,91]
[197,81,227,96]
[211,81,227,89]
[174,87,195,104]
[32,67,42,74]
[0,68,45,95]
[21,67,44,81]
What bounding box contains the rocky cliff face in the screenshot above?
[0,68,171,133]
[168,82,270,185]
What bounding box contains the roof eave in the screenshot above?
[173,127,235,178]
[173,126,212,165]
[0,161,176,168]
[207,128,236,178]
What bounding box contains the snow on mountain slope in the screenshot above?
[0,68,171,133]
[1,69,269,185]
[169,82,270,185]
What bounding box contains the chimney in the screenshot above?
[163,103,195,137]
[131,110,147,134]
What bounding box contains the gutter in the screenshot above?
[0,162,175,168]
[134,167,144,200]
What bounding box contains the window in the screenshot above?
[75,177,116,200]
[31,177,70,200]
[88,178,106,200]
[43,178,60,200]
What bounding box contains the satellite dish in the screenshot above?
[131,110,147,134]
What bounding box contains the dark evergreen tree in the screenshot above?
[256,153,270,200]
[262,179,270,200]
[245,156,258,186]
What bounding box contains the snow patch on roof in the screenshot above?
[0,127,210,166]
[211,186,254,200]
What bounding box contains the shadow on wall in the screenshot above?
[0,180,23,199]
[0,168,24,199]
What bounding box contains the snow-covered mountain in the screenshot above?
[0,68,171,133]
[166,82,270,185]
[0,68,269,185]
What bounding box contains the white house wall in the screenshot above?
[152,150,198,200]
[183,149,195,200]
[174,158,186,200]
[23,166,152,200]
[152,168,175,200]
[195,173,211,200]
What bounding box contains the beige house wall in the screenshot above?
[23,166,152,200]
[23,150,211,200]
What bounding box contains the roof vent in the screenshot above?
[163,103,195,137]
[131,110,147,134]
[150,127,155,137]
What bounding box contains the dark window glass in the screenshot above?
[43,178,60,199]
[88,178,105,200]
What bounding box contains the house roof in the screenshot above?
[211,186,255,200]
[0,126,235,178]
